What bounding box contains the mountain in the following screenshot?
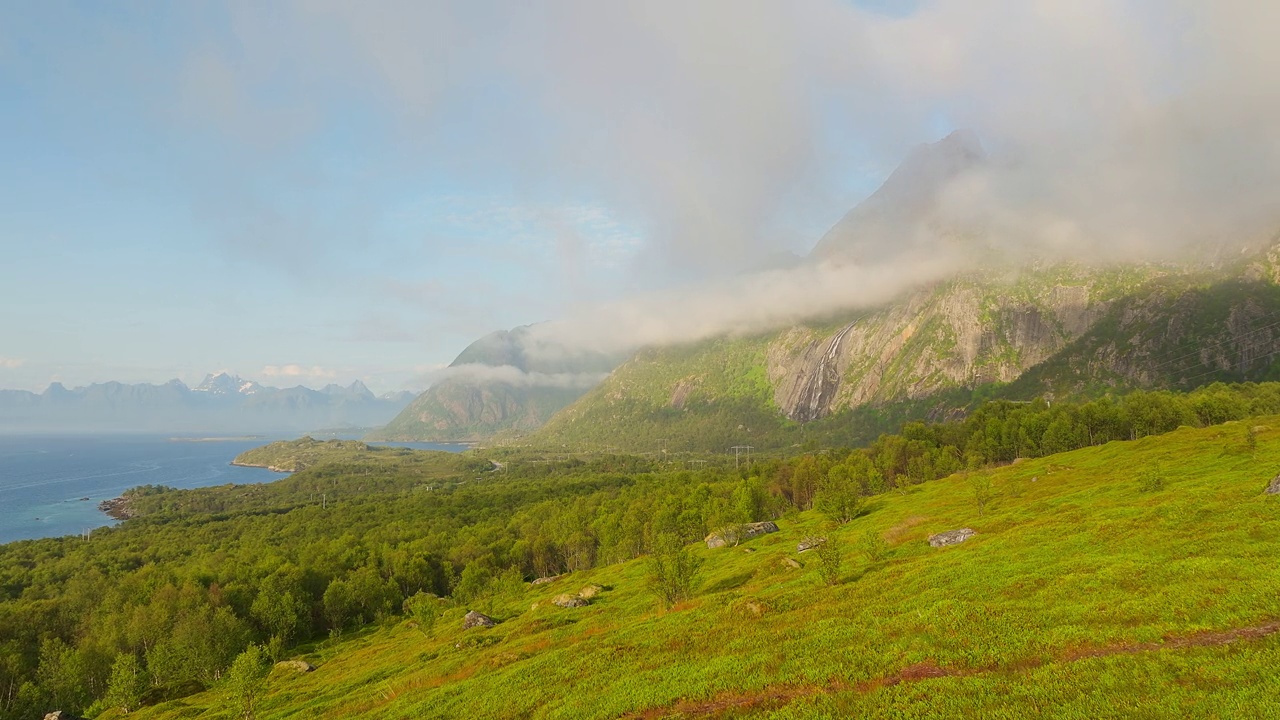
[810,128,985,263]
[0,374,414,434]
[527,256,1280,451]
[193,372,264,396]
[369,325,620,442]
[382,130,1280,447]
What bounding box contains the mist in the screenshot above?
[418,363,610,390]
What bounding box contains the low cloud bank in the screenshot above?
[526,246,972,357]
[420,363,610,390]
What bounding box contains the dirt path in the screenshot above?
[621,621,1280,719]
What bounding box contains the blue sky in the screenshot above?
[2,2,1273,393]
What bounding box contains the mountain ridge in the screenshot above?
[0,373,413,434]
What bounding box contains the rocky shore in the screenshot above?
[97,497,135,520]
[230,460,296,473]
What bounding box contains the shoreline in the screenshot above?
[169,436,268,443]
[97,496,135,521]
[229,460,294,473]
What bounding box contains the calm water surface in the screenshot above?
[0,435,467,544]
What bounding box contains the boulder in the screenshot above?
[463,610,497,629]
[928,528,976,547]
[45,713,82,720]
[531,574,564,585]
[578,584,604,599]
[705,521,780,549]
[797,536,826,553]
[1266,475,1280,495]
[275,659,316,673]
[781,557,802,569]
[553,593,589,608]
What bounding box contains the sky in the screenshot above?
[2,1,1280,394]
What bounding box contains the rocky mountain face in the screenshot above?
[369,326,619,442]
[0,374,412,434]
[765,267,1116,422]
[530,258,1280,450]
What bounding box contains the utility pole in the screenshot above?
[731,445,755,469]
[322,493,327,510]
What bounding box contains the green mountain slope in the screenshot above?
[119,418,1280,719]
[529,260,1280,452]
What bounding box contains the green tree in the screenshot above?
[645,533,703,610]
[452,559,494,605]
[35,637,91,714]
[816,462,863,523]
[224,645,269,720]
[322,579,356,632]
[105,653,147,714]
[250,568,310,644]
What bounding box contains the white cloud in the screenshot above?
[261,364,337,381]
[0,357,24,370]
[415,363,610,390]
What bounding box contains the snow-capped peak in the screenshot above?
[194,372,263,396]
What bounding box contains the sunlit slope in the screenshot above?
[124,420,1280,719]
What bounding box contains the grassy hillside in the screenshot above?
[118,418,1280,719]
[527,334,800,452]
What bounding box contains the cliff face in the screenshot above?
[765,271,1112,421]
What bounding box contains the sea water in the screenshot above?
[0,435,468,545]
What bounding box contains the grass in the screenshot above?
[118,419,1280,719]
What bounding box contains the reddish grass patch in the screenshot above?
[622,620,1280,718]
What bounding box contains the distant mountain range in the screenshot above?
[0,372,415,434]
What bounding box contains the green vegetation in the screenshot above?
[3,382,1280,717]
[231,437,382,472]
[110,412,1280,718]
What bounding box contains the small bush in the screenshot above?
[861,530,889,563]
[815,537,842,586]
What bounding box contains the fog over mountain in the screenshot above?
[326,0,1280,368]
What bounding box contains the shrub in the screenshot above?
[861,530,889,563]
[815,537,842,586]
[646,533,703,610]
